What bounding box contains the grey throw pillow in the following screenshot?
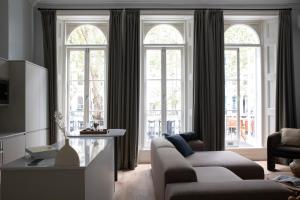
[281,128,300,147]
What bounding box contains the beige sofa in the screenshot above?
[151,138,291,200]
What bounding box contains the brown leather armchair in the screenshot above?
[267,132,300,171]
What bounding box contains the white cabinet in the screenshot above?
[25,64,40,132]
[0,61,49,133]
[25,130,48,148]
[39,69,48,130]
[25,62,49,132]
[2,134,26,164]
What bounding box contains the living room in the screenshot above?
[0,0,300,200]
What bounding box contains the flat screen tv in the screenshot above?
[0,80,9,104]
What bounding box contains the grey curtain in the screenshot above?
[107,9,140,170]
[41,10,57,144]
[193,9,225,151]
[276,9,296,131]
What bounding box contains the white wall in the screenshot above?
[0,0,33,61]
[0,0,9,59]
[8,0,33,61]
[33,9,44,66]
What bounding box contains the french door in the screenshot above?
[67,48,106,132]
[143,47,184,147]
[225,47,260,147]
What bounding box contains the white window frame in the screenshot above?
[66,46,108,130]
[139,15,193,150]
[56,13,109,138]
[224,21,263,148]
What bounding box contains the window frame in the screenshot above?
[140,18,192,149]
[224,21,263,148]
[60,19,109,133]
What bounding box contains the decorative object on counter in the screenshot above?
[26,145,58,159]
[93,122,99,130]
[54,111,79,167]
[290,159,300,177]
[80,128,107,135]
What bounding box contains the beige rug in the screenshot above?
[114,161,293,200]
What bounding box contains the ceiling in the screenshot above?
[32,0,300,7]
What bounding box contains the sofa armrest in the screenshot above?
[166,180,291,200]
[187,140,204,151]
[151,142,197,200]
[268,132,282,150]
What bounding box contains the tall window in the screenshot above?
[65,23,108,132]
[224,24,261,148]
[141,20,192,149]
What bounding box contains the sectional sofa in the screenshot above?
[151,138,291,200]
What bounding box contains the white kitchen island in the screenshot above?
[1,129,125,200]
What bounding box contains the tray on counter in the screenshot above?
[80,128,107,135]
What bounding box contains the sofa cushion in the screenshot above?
[281,128,300,147]
[166,135,194,157]
[151,138,175,149]
[186,151,264,179]
[165,180,291,200]
[194,167,242,182]
[187,140,204,151]
[179,132,198,141]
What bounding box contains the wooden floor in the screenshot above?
[113,161,292,200]
[114,164,156,200]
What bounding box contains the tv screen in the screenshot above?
[0,80,9,104]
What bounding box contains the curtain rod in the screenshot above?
[37,8,291,11]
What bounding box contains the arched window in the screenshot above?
[64,22,108,133]
[224,23,262,148]
[66,24,107,45]
[225,24,260,44]
[141,20,188,149]
[144,24,184,44]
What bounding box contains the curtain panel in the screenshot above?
[193,9,225,151]
[40,10,58,144]
[276,9,297,131]
[107,9,140,170]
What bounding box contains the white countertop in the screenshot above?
[1,137,111,170]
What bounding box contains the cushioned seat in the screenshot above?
[273,145,300,158]
[151,138,291,200]
[165,180,291,200]
[186,151,264,179]
[267,132,300,170]
[194,167,242,182]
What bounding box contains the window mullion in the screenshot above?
[84,48,90,127]
[161,48,167,134]
[237,48,241,145]
[66,49,71,131]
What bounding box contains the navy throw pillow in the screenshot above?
[162,133,171,138]
[180,132,198,141]
[166,134,194,157]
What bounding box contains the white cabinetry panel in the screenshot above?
[39,68,49,130]
[26,130,48,148]
[26,64,40,132]
[3,134,25,164]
